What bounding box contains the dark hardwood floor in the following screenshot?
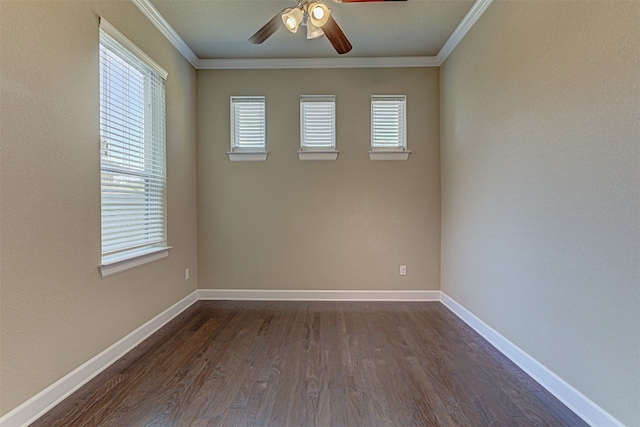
[32,301,587,426]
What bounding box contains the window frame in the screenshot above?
[299,95,338,161]
[98,19,171,278]
[228,96,267,161]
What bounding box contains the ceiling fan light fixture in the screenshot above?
[308,3,329,27]
[306,21,324,39]
[282,7,304,33]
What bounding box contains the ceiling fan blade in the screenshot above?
[249,8,289,44]
[321,14,352,55]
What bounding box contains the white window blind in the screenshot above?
[371,95,406,151]
[99,23,167,260]
[230,97,266,151]
[300,95,336,150]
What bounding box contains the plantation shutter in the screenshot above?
[300,95,335,150]
[371,95,406,150]
[231,97,266,151]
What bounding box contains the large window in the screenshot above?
[229,96,267,161]
[99,19,169,277]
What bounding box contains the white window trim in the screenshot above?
[370,95,410,160]
[227,151,268,161]
[99,246,172,278]
[369,151,411,161]
[100,18,167,79]
[298,151,339,161]
[99,19,169,276]
[228,96,267,162]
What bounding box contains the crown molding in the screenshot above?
[435,0,493,65]
[130,0,200,68]
[132,0,492,70]
[197,56,440,70]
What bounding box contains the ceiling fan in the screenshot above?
[249,0,407,55]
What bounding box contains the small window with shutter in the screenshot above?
[230,97,266,151]
[371,95,407,151]
[228,96,267,161]
[299,95,338,161]
[370,95,409,161]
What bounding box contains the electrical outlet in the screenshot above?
[400,265,407,276]
[185,268,190,280]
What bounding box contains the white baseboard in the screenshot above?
[0,291,199,427]
[440,292,623,427]
[3,289,621,427]
[197,288,441,301]
[0,288,435,427]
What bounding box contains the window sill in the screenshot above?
[369,151,411,161]
[227,151,268,162]
[298,151,339,161]
[99,246,172,278]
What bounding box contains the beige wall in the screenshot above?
[440,1,639,425]
[4,0,636,423]
[197,68,440,291]
[0,1,198,415]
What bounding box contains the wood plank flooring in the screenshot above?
[31,301,587,426]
